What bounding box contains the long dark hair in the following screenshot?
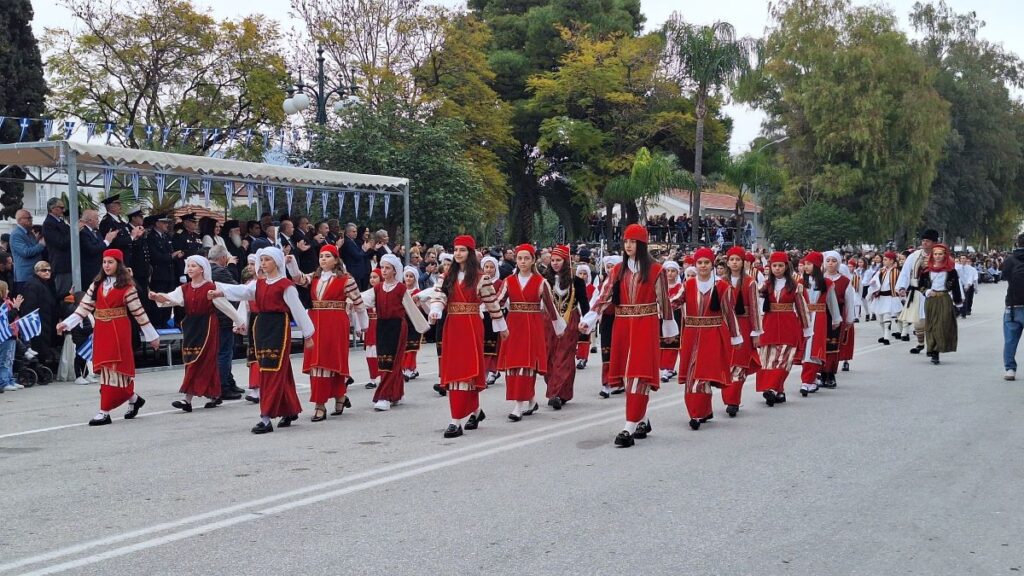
[803,263,826,294]
[313,251,347,281]
[612,241,653,304]
[91,258,134,292]
[761,260,797,305]
[544,253,573,291]
[441,249,480,296]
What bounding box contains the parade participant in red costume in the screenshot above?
[237,254,262,404]
[543,244,589,409]
[798,252,841,397]
[722,247,762,417]
[756,252,811,404]
[429,236,507,438]
[659,260,683,383]
[498,244,564,421]
[211,247,314,434]
[401,265,427,381]
[676,248,743,430]
[362,254,431,411]
[580,224,678,448]
[58,249,160,426]
[286,245,368,422]
[595,255,624,398]
[823,251,858,381]
[575,264,596,369]
[481,255,505,387]
[364,269,382,390]
[150,255,242,412]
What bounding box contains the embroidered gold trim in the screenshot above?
[94,307,127,321]
[615,303,657,317]
[312,300,345,310]
[769,303,795,312]
[509,302,541,313]
[447,302,479,315]
[685,316,723,327]
[807,303,826,312]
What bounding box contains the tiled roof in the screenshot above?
[662,188,762,213]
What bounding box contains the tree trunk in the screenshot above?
[509,169,538,243]
[693,95,707,241]
[623,199,640,227]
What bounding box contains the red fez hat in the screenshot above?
[371,268,382,278]
[623,224,649,243]
[103,249,124,263]
[805,251,824,268]
[693,247,715,262]
[884,251,897,260]
[453,235,476,250]
[683,256,695,266]
[769,251,789,264]
[744,252,756,263]
[726,246,746,259]
[514,243,535,256]
[320,244,339,258]
[551,244,570,261]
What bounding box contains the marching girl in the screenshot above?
[285,245,368,422]
[58,249,161,426]
[364,268,382,390]
[362,255,431,410]
[402,265,427,381]
[580,224,678,447]
[149,255,242,412]
[848,258,864,321]
[723,247,762,417]
[430,254,454,397]
[575,264,596,370]
[211,247,314,434]
[799,252,842,396]
[658,260,683,383]
[823,251,858,378]
[866,251,903,345]
[498,244,564,421]
[756,252,811,405]
[918,244,962,364]
[428,236,507,438]
[543,245,590,410]
[595,255,624,398]
[237,254,261,404]
[676,248,743,430]
[481,255,505,387]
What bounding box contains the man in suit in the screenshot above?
[147,215,177,328]
[10,209,45,293]
[341,222,374,290]
[41,197,73,297]
[98,195,139,267]
[78,209,118,288]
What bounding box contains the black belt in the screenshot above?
[878,290,893,296]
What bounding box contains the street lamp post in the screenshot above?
[282,47,360,125]
[752,135,789,248]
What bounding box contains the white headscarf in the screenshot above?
[247,253,257,267]
[440,253,453,263]
[257,247,285,278]
[662,260,680,272]
[380,254,403,277]
[481,255,500,275]
[185,255,212,284]
[403,265,420,283]
[823,250,851,278]
[576,263,591,283]
[684,266,698,278]
[603,255,622,267]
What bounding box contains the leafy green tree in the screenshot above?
[606,147,693,225]
[771,201,859,249]
[44,0,287,156]
[0,0,47,217]
[663,16,754,225]
[720,149,785,232]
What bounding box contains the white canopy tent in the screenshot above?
[0,140,410,291]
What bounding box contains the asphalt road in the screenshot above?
[0,289,1021,576]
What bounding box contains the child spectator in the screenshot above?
[0,280,24,391]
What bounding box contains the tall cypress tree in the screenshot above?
[0,0,47,218]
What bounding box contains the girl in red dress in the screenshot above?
[676,247,743,430]
[364,268,382,389]
[286,245,368,422]
[401,265,427,381]
[756,252,811,405]
[481,255,505,387]
[595,255,623,398]
[150,255,242,412]
[723,247,763,417]
[57,249,160,426]
[498,244,563,421]
[575,264,595,369]
[823,251,857,383]
[581,225,678,447]
[235,254,262,403]
[658,260,683,382]
[799,252,842,397]
[212,247,314,434]
[428,236,507,438]
[543,244,589,410]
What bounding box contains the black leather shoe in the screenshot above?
[278,415,298,428]
[776,393,788,403]
[203,398,223,409]
[700,413,714,423]
[930,353,940,365]
[901,334,910,341]
[881,339,890,345]
[230,385,245,394]
[522,402,539,416]
[443,424,463,438]
[251,421,273,434]
[88,414,112,426]
[599,389,610,399]
[221,391,243,401]
[311,407,327,422]
[878,337,886,344]
[610,387,625,395]
[763,390,777,407]
[365,381,377,389]
[726,405,739,417]
[688,418,701,430]
[800,387,809,397]
[244,394,259,403]
[124,396,145,419]
[634,420,652,439]
[614,431,635,447]
[331,396,352,416]
[548,397,563,410]
[433,383,447,397]
[508,413,522,422]
[465,410,485,430]
[841,361,850,372]
[172,400,193,412]
[910,345,923,354]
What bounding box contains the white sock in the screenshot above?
[261,416,271,425]
[624,421,638,434]
[129,393,138,403]
[93,412,108,420]
[251,388,260,398]
[184,394,193,402]
[511,402,522,416]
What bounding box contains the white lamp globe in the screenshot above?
[283,98,297,115]
[292,92,311,111]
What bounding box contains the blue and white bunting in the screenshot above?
[105,123,114,145]
[320,190,329,213]
[384,193,390,218]
[64,121,76,139]
[305,189,312,214]
[86,123,96,142]
[353,192,361,218]
[102,168,115,195]
[155,173,167,203]
[15,309,42,342]
[123,125,134,143]
[42,119,54,140]
[338,191,345,216]
[202,179,212,208]
[182,127,194,143]
[145,125,155,143]
[162,127,172,147]
[19,118,30,142]
[368,193,375,218]
[245,129,254,147]
[266,185,276,212]
[132,171,140,200]
[179,176,189,200]
[285,187,294,215]
[246,183,255,208]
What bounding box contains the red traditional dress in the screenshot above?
[576,279,596,364]
[363,280,430,407]
[298,270,366,405]
[659,280,684,375]
[756,277,811,398]
[723,273,763,411]
[497,272,560,407]
[799,276,841,390]
[543,274,589,406]
[62,275,158,421]
[824,271,857,374]
[677,276,742,424]
[237,280,261,393]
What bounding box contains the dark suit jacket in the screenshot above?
[19,274,59,348]
[79,227,106,287]
[147,230,176,290]
[42,214,72,274]
[341,237,372,290]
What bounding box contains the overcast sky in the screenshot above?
[29,0,1024,153]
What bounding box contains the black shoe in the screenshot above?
[365,381,377,389]
[221,391,243,401]
[443,424,463,438]
[820,373,836,389]
[610,387,625,395]
[614,430,635,447]
[522,402,539,416]
[172,400,193,413]
[881,339,890,345]
[433,383,447,397]
[841,361,850,372]
[800,388,808,397]
[230,385,246,394]
[901,335,910,341]
[634,421,652,439]
[726,404,739,417]
[244,394,260,403]
[346,377,355,386]
[878,337,886,344]
[599,389,610,399]
[548,397,563,410]
[465,410,486,430]
[203,398,223,409]
[331,396,352,416]
[763,390,777,407]
[251,421,273,434]
[124,395,145,419]
[576,360,585,370]
[688,418,701,430]
[88,414,112,426]
[311,407,327,422]
[508,413,522,422]
[891,332,901,339]
[278,415,298,428]
[700,413,714,423]
[776,393,787,404]
[930,353,940,365]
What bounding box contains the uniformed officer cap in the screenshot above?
[127,209,144,219]
[101,194,121,206]
[157,214,174,223]
[180,213,197,222]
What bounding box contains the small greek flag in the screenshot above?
[15,309,42,342]
[0,304,13,342]
[77,335,93,361]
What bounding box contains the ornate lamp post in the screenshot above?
[282,47,360,125]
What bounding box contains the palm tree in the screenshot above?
[605,147,694,227]
[721,150,784,244]
[663,16,755,225]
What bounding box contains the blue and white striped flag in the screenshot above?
[77,335,93,361]
[15,309,41,342]
[0,304,13,342]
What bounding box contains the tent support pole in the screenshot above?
[403,183,411,264]
[66,142,82,293]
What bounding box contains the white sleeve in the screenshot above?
[60,312,83,330]
[236,299,249,323]
[218,282,256,302]
[212,296,243,326]
[360,288,376,309]
[140,322,159,342]
[284,286,314,337]
[156,286,184,308]
[402,292,431,334]
[491,316,508,333]
[661,319,679,338]
[895,253,916,291]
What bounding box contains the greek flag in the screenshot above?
[77,335,93,361]
[15,309,42,342]
[0,304,12,342]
